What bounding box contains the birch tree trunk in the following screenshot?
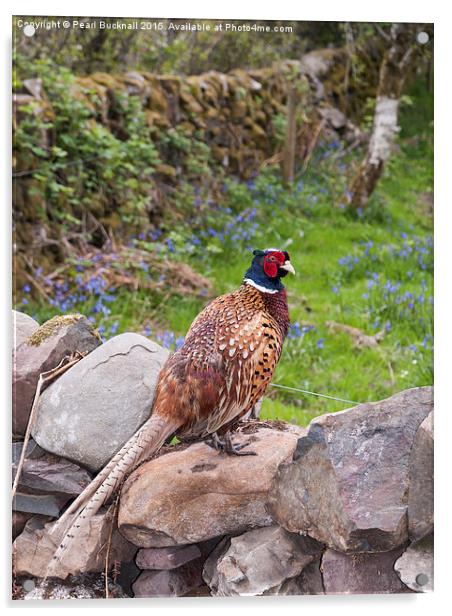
[347,24,415,209]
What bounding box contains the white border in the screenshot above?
[2,2,450,614]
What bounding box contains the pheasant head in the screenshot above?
[243,248,296,294]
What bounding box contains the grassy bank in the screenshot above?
[17,101,433,427]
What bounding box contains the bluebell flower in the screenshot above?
[331,285,339,295]
[316,338,325,349]
[166,238,175,253]
[23,284,31,293]
[110,322,119,335]
[288,322,302,339]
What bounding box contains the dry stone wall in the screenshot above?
[12,310,433,598]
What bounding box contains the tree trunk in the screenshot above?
[347,24,415,209]
[281,86,298,188]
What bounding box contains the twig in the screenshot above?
[302,118,326,172]
[374,23,391,43]
[12,352,85,500]
[104,493,120,599]
[387,359,396,386]
[259,151,283,171]
[331,136,365,161]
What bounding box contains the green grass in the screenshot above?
[18,100,433,427]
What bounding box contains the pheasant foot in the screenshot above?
[205,431,257,456]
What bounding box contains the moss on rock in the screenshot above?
[27,314,86,347]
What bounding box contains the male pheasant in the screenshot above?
[45,247,295,576]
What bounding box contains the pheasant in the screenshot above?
[45,247,295,576]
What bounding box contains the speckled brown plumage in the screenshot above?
[155,283,289,437]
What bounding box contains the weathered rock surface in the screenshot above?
[408,411,434,541]
[203,526,323,596]
[12,493,70,517]
[322,547,411,594]
[273,560,324,595]
[13,310,39,350]
[13,314,101,436]
[136,544,202,570]
[13,510,137,579]
[12,454,92,496]
[32,333,169,471]
[268,387,433,552]
[12,438,45,462]
[14,574,127,600]
[12,511,33,539]
[118,425,304,547]
[394,534,433,592]
[132,560,204,597]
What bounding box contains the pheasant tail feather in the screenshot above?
[45,413,178,579]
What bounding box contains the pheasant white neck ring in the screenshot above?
[244,278,279,294]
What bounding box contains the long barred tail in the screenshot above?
[45,413,178,579]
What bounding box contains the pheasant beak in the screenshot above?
[280,260,296,275]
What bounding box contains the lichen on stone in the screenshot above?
[27,314,85,347]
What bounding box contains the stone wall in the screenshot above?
[12,310,432,598]
[13,48,365,273]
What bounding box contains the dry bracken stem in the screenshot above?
[104,494,120,599]
[12,353,84,499]
[302,118,326,173]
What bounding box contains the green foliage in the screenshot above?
[13,17,345,78]
[19,109,433,426]
[14,61,160,238]
[13,17,433,430]
[272,113,287,146]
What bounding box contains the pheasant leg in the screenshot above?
[205,431,257,456]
